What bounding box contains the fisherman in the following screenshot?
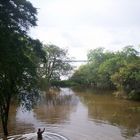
[37,128,45,139]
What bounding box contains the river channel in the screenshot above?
[0,88,140,140]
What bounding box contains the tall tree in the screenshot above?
[40,44,73,88]
[0,0,45,137]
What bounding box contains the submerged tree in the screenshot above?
[0,0,45,137]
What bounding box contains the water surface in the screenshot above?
[0,88,140,140]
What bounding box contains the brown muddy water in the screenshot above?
[0,88,140,140]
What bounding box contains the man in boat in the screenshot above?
[37,128,45,139]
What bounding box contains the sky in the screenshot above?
[29,0,140,62]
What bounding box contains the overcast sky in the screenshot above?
[29,0,140,61]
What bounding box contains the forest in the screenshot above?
[69,46,140,100]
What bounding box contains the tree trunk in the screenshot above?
[2,114,9,137]
[0,100,10,137]
[2,124,8,137]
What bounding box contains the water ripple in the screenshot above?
[5,132,68,140]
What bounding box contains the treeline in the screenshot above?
[69,46,140,100]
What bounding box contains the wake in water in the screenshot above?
[2,132,68,140]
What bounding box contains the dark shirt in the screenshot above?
[37,131,43,139]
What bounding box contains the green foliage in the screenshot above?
[111,61,140,100]
[71,46,140,100]
[88,47,105,64]
[40,44,73,88]
[0,0,37,34]
[0,0,45,136]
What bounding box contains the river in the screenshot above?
[0,88,140,140]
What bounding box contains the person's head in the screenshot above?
[38,128,41,132]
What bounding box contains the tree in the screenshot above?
[111,46,140,99]
[111,60,140,99]
[40,44,73,88]
[0,35,45,137]
[70,45,140,98]
[87,48,115,88]
[70,65,90,85]
[0,0,45,137]
[0,0,37,34]
[70,48,106,87]
[98,53,125,89]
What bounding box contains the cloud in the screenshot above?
[29,0,140,61]
[32,0,140,28]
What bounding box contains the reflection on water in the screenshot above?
[75,89,140,139]
[33,88,78,125]
[0,88,140,140]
